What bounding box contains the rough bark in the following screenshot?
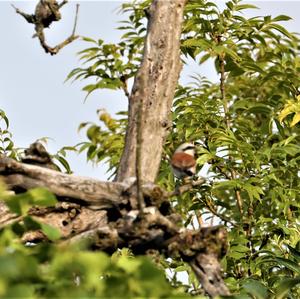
[0,156,126,208]
[0,154,230,297]
[116,0,186,182]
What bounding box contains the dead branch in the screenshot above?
[12,1,79,55]
[168,178,206,196]
[0,155,126,208]
[0,153,230,297]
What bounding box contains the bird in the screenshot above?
[171,142,196,179]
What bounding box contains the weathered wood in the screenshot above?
[0,154,230,296]
[116,0,187,182]
[0,155,126,208]
[190,254,230,297]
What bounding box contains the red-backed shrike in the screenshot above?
[171,143,196,179]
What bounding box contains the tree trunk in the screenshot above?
[116,0,186,182]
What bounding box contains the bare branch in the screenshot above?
[11,4,36,23]
[12,1,79,55]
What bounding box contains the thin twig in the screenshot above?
[215,164,231,180]
[218,39,243,216]
[12,2,79,55]
[59,0,68,9]
[196,210,204,228]
[168,178,206,197]
[120,76,131,100]
[219,52,230,129]
[72,4,79,36]
[203,199,238,227]
[47,3,80,55]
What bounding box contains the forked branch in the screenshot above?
[12,1,79,55]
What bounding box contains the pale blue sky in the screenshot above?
[1,1,300,180]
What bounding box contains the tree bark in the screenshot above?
[116,0,186,182]
[0,156,126,208]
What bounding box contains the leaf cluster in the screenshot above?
[0,109,20,159]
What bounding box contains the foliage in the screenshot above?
[279,95,300,127]
[0,186,193,298]
[0,109,20,159]
[3,0,300,297]
[75,109,127,179]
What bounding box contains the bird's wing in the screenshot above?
[171,152,196,169]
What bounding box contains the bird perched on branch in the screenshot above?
[171,143,196,179]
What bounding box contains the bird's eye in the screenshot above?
[184,146,195,150]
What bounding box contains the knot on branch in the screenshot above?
[22,142,57,170]
[167,226,228,261]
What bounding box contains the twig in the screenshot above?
[120,76,131,100]
[202,197,238,227]
[59,0,68,9]
[46,4,80,55]
[72,4,79,36]
[215,164,231,180]
[219,52,230,128]
[196,210,204,228]
[11,4,35,23]
[168,178,206,197]
[218,38,243,216]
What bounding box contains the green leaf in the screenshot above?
[81,36,97,44]
[278,100,300,123]
[268,23,293,39]
[275,257,300,274]
[28,188,57,207]
[243,279,269,299]
[182,39,211,49]
[243,183,264,201]
[274,277,300,299]
[117,256,141,274]
[23,216,41,231]
[55,156,72,173]
[272,15,292,22]
[40,223,61,241]
[196,153,213,165]
[242,61,265,74]
[286,245,300,263]
[290,112,300,127]
[5,188,56,215]
[235,4,258,11]
[5,193,32,215]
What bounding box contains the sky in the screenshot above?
[1,1,300,180]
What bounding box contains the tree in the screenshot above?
[1,0,300,298]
